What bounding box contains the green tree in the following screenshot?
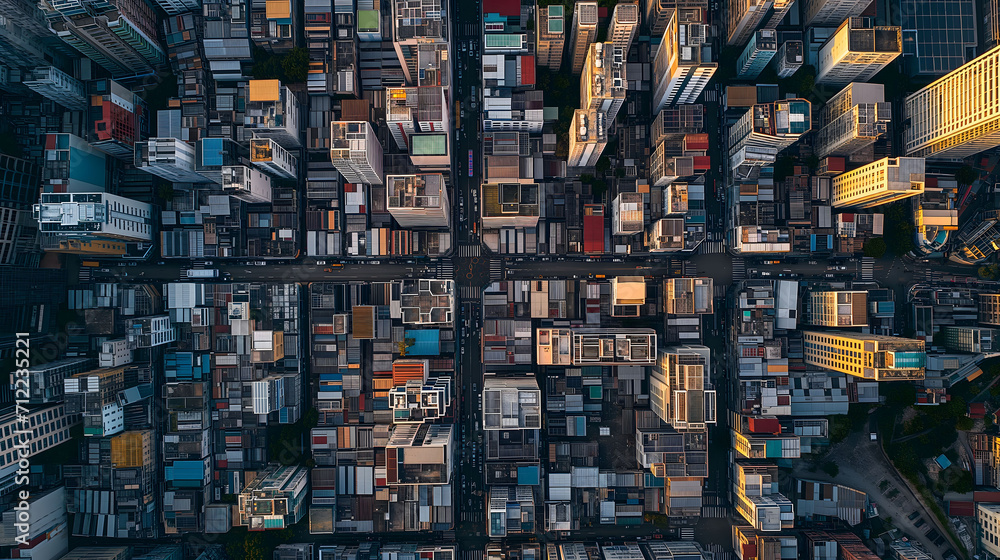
[955,165,978,186]
[281,47,310,83]
[980,264,1000,280]
[821,462,839,478]
[863,237,887,258]
[595,156,611,175]
[881,202,915,255]
[957,415,974,431]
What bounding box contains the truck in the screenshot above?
[185,269,219,279]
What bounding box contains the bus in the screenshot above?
[82,261,100,267]
[455,101,461,131]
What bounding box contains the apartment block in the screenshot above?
[386,173,451,228]
[237,464,308,530]
[981,294,1000,325]
[385,86,449,151]
[536,328,657,365]
[222,165,273,204]
[647,0,708,35]
[610,276,646,317]
[250,138,297,179]
[481,183,540,228]
[808,291,868,327]
[398,279,455,325]
[0,405,77,492]
[729,99,811,166]
[567,109,608,168]
[727,0,773,47]
[536,5,566,70]
[733,462,794,531]
[944,326,1000,353]
[803,331,926,380]
[651,105,705,146]
[737,29,778,79]
[645,218,687,252]
[652,9,716,112]
[126,315,176,348]
[330,121,384,185]
[388,376,452,423]
[581,43,627,124]
[804,0,873,26]
[649,346,717,430]
[25,358,93,404]
[33,192,153,252]
[22,67,87,110]
[245,80,302,148]
[385,423,454,484]
[482,377,541,430]
[63,366,126,437]
[831,157,925,209]
[816,18,902,86]
[773,40,803,77]
[664,278,714,314]
[391,0,449,85]
[569,2,599,74]
[612,192,644,235]
[608,2,639,54]
[136,138,212,183]
[86,79,150,160]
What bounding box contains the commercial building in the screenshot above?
[664,278,714,315]
[610,276,646,317]
[63,366,126,437]
[652,9,716,112]
[727,0,773,47]
[612,192,644,235]
[904,45,1000,159]
[814,100,890,159]
[0,487,69,560]
[22,67,87,110]
[42,134,108,193]
[773,40,803,77]
[329,121,384,185]
[816,18,902,86]
[733,462,794,531]
[388,376,452,423]
[481,183,540,228]
[482,377,541,430]
[651,105,704,146]
[649,345,717,430]
[608,2,639,55]
[250,138,297,179]
[737,29,778,79]
[386,174,451,228]
[568,1,598,74]
[398,278,455,325]
[245,80,301,148]
[803,0,871,26]
[808,291,868,327]
[646,0,708,35]
[831,157,925,209]
[33,192,153,255]
[126,315,177,348]
[581,43,627,123]
[391,0,449,85]
[385,86,448,151]
[729,99,811,165]
[645,218,687,252]
[0,405,77,492]
[897,0,976,76]
[979,503,1000,558]
[567,109,608,168]
[536,328,657,365]
[237,464,308,530]
[385,423,454,484]
[26,358,93,403]
[943,326,1000,353]
[803,331,926,380]
[536,5,566,70]
[136,138,212,183]
[981,294,1000,325]
[86,79,149,160]
[222,165,273,204]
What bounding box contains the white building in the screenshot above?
[222,165,273,203]
[567,109,608,168]
[803,0,872,26]
[126,315,177,348]
[22,67,87,110]
[33,193,153,243]
[612,192,644,235]
[652,10,716,113]
[978,503,1000,558]
[135,138,212,183]
[816,17,902,87]
[385,86,449,151]
[391,0,450,85]
[386,173,451,228]
[831,157,925,209]
[814,82,890,158]
[727,0,774,46]
[330,121,384,185]
[904,44,1000,159]
[482,377,541,430]
[729,99,812,165]
[99,339,133,367]
[250,138,297,179]
[245,80,302,148]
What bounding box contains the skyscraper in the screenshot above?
[135,138,212,183]
[816,17,902,86]
[392,0,450,85]
[536,4,566,70]
[814,83,890,158]
[652,9,716,112]
[904,45,1000,159]
[581,42,627,123]
[727,0,773,47]
[567,109,608,168]
[807,291,868,327]
[568,1,598,74]
[22,67,87,110]
[648,346,716,430]
[646,0,708,36]
[831,157,925,209]
[330,121,384,185]
[386,173,451,228]
[728,99,811,165]
[803,0,874,27]
[608,2,639,55]
[736,29,778,79]
[803,331,926,381]
[773,40,803,77]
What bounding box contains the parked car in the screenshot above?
[914,518,926,528]
[907,511,920,521]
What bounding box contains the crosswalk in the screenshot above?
[458,244,481,257]
[460,24,480,37]
[702,505,728,518]
[704,544,734,560]
[861,257,874,280]
[490,260,503,281]
[462,550,484,560]
[460,286,482,300]
[460,511,485,523]
[79,269,92,282]
[703,89,718,102]
[732,258,746,279]
[679,527,695,540]
[684,261,698,276]
[700,240,726,254]
[437,263,454,279]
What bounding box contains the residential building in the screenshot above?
[391,0,449,85]
[803,331,926,380]
[652,8,716,112]
[733,462,794,531]
[40,0,165,76]
[536,328,657,365]
[388,376,451,423]
[0,405,77,492]
[803,0,871,26]
[222,165,273,203]
[645,218,686,252]
[245,80,301,148]
[482,377,541,430]
[727,0,773,46]
[100,339,132,367]
[808,291,868,327]
[385,86,448,151]
[664,278,714,315]
[237,464,308,530]
[610,276,646,317]
[201,0,254,81]
[904,45,1000,159]
[567,110,608,168]
[22,67,87,110]
[481,183,540,228]
[649,345,717,430]
[608,2,639,55]
[651,105,704,146]
[386,174,451,228]
[831,157,925,209]
[63,366,126,437]
[385,423,454,484]
[980,503,1000,558]
[944,326,1000,353]
[250,138,296,179]
[42,134,108,193]
[647,0,708,35]
[612,192,644,235]
[581,42,627,123]
[889,542,934,560]
[26,358,93,403]
[981,294,1000,325]
[536,5,566,70]
[329,121,384,185]
[34,192,153,256]
[642,542,710,560]
[649,144,695,187]
[729,99,811,165]
[126,315,177,347]
[816,18,902,86]
[737,29,778,79]
[773,40,803,77]
[569,1,598,74]
[136,138,212,183]
[765,0,794,28]
[813,84,890,158]
[151,0,198,15]
[86,79,149,160]
[398,278,455,325]
[897,0,976,76]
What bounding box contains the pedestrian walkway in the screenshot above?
[862,257,875,280]
[700,240,726,254]
[437,263,454,279]
[460,286,482,300]
[461,23,480,37]
[679,527,695,540]
[489,260,503,281]
[458,244,481,257]
[684,261,698,276]
[732,258,746,279]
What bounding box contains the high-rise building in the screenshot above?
[0,153,41,266]
[22,67,87,110]
[581,42,627,123]
[481,183,539,228]
[136,138,212,183]
[831,157,925,209]
[222,165,273,203]
[245,79,302,148]
[391,0,449,85]
[803,331,926,380]
[385,86,449,151]
[608,2,639,55]
[250,137,297,179]
[727,0,773,47]
[610,276,646,317]
[652,9,716,112]
[943,326,1000,353]
[737,29,778,79]
[568,1,598,75]
[649,143,694,187]
[237,464,308,530]
[25,358,93,404]
[0,406,77,491]
[733,462,794,531]
[773,40,803,77]
[612,192,644,235]
[648,345,716,430]
[33,192,153,254]
[803,0,871,26]
[980,294,1000,326]
[764,0,794,28]
[651,105,704,146]
[201,0,253,81]
[904,44,1000,159]
[897,0,975,77]
[151,0,198,15]
[729,99,811,165]
[567,109,608,168]
[329,121,384,185]
[816,17,902,86]
[0,0,72,71]
[63,366,126,436]
[646,0,708,36]
[386,173,451,228]
[40,0,165,76]
[86,79,149,160]
[814,82,890,158]
[808,291,868,327]
[536,4,565,70]
[979,503,1000,559]
[987,0,1000,49]
[664,278,713,315]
